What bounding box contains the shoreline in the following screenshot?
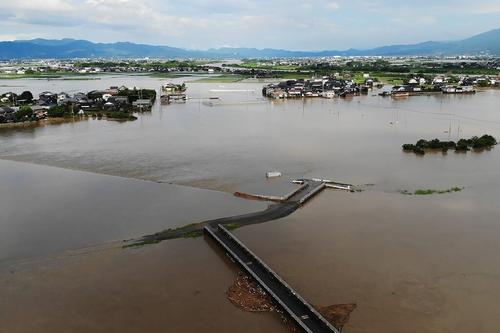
[0,117,83,130]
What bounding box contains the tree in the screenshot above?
[19,91,34,102]
[14,106,33,122]
[47,105,69,117]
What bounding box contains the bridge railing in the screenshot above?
[298,183,327,205]
[215,224,340,333]
[204,225,315,333]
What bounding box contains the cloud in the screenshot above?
[327,2,339,10]
[2,0,76,12]
[0,0,498,50]
[471,3,500,13]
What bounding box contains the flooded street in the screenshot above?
[1,76,500,332]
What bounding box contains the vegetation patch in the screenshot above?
[122,238,161,248]
[400,187,464,195]
[105,111,137,121]
[403,135,497,155]
[224,223,240,231]
[182,230,204,238]
[192,74,247,83]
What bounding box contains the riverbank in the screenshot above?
[0,117,83,130]
[0,114,138,130]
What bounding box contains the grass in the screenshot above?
[148,72,201,78]
[0,72,107,80]
[224,223,240,231]
[400,187,464,195]
[122,238,161,248]
[121,221,244,248]
[182,230,204,238]
[239,61,300,71]
[60,77,101,81]
[192,74,247,83]
[276,72,315,80]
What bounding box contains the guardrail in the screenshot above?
[282,183,309,201]
[298,183,326,205]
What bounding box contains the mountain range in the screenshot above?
[0,29,499,59]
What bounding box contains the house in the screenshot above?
[322,91,336,99]
[132,99,153,107]
[364,78,374,87]
[107,96,129,106]
[432,76,447,86]
[103,102,116,110]
[38,92,57,105]
[0,106,15,123]
[57,92,73,105]
[408,78,418,85]
[33,107,48,120]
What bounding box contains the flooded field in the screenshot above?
[1,76,500,332]
[0,159,265,263]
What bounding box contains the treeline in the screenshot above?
[403,135,497,155]
[74,60,201,69]
[300,60,499,75]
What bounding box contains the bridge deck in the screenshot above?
[204,224,340,333]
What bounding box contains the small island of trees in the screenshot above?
[403,135,497,155]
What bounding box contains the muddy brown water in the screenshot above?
[1,77,500,332]
[233,189,500,332]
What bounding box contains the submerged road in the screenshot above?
[138,180,326,243]
[134,180,343,332]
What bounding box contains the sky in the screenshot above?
[0,0,499,50]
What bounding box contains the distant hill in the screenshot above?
[0,29,499,59]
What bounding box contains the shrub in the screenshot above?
[14,106,33,122]
[47,105,70,117]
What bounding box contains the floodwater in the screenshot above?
[0,77,499,193]
[1,75,500,332]
[0,159,265,263]
[235,189,500,332]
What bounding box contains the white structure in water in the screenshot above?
[266,171,282,178]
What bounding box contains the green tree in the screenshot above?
[47,105,70,117]
[14,106,33,122]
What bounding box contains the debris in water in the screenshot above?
[227,272,276,312]
[227,272,357,332]
[317,303,357,330]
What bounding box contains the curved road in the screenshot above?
[135,180,324,244]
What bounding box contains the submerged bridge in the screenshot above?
[136,178,350,332]
[204,179,349,333]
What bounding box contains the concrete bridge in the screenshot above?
[134,178,351,331]
[205,223,340,333]
[203,179,350,332]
